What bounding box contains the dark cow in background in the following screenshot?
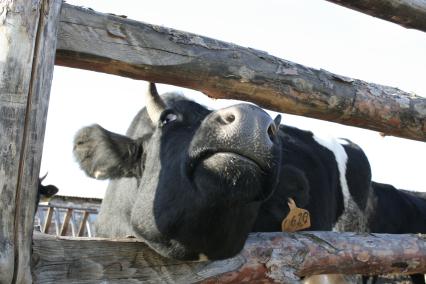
[37,174,58,207]
[363,182,426,284]
[370,182,426,235]
[73,83,425,282]
[34,174,59,232]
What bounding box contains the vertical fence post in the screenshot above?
[42,207,54,234]
[60,208,73,236]
[78,211,90,237]
[0,0,62,282]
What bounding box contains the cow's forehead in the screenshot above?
[162,92,266,115]
[161,92,211,114]
[161,91,187,103]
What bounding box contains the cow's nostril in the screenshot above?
[225,114,235,123]
[267,123,277,140]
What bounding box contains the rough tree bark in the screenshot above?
[55,4,426,142]
[32,232,426,283]
[0,0,62,283]
[325,0,426,33]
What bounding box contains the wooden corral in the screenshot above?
[34,195,101,237]
[0,0,425,283]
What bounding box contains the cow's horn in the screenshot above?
[274,114,282,128]
[146,82,167,123]
[40,172,48,182]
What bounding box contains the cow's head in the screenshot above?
[74,83,282,260]
[38,173,59,203]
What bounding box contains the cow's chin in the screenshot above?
[140,153,278,261]
[156,152,263,261]
[192,152,267,203]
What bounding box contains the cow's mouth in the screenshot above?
[207,151,260,166]
[188,150,273,204]
[189,151,268,191]
[188,150,266,182]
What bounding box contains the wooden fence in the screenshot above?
[0,0,425,283]
[34,196,101,237]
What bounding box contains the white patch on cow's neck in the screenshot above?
[313,133,371,233]
[312,133,350,212]
[337,138,350,145]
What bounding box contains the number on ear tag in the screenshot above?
[281,198,311,232]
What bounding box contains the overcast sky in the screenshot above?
[41,0,426,198]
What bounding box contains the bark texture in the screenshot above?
[32,232,426,283]
[55,4,426,141]
[326,0,426,33]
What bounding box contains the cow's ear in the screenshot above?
[73,124,143,180]
[281,165,310,208]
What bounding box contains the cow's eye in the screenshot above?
[160,111,178,126]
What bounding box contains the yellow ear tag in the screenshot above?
[281,198,311,232]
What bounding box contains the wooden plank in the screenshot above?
[86,220,93,238]
[77,211,90,237]
[325,0,426,33]
[13,0,63,282]
[59,208,73,236]
[42,207,54,234]
[0,0,62,283]
[55,4,426,141]
[70,214,76,236]
[31,231,426,283]
[0,2,39,282]
[34,210,43,232]
[47,195,101,211]
[54,209,60,236]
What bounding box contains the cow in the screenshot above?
[362,182,426,284]
[73,83,375,264]
[34,174,59,232]
[370,182,426,235]
[74,83,426,282]
[37,173,59,206]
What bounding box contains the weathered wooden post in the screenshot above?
[0,0,62,282]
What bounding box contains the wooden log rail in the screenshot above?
[56,4,426,141]
[325,0,426,33]
[32,231,426,283]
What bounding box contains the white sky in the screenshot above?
[41,0,426,198]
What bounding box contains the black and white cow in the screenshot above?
[73,83,375,262]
